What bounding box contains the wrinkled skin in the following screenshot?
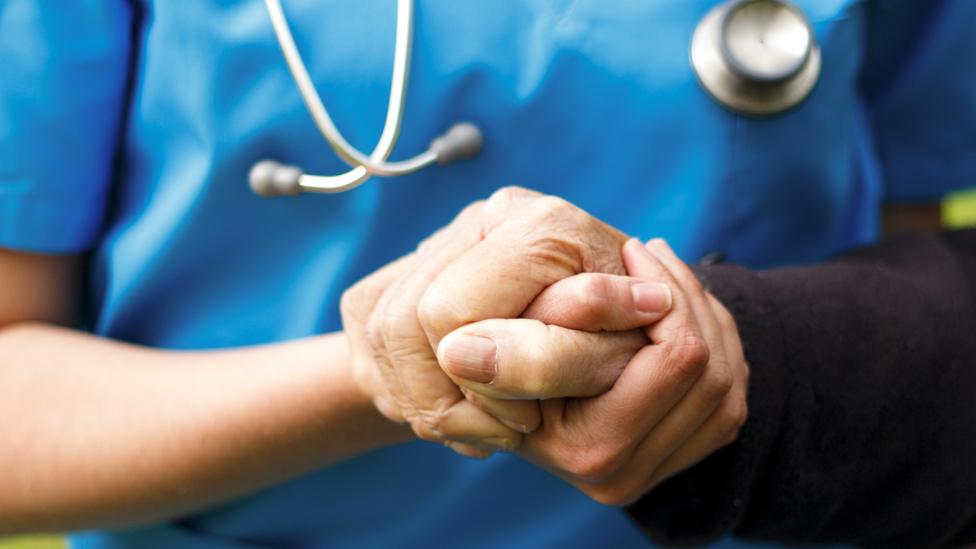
[341,187,748,502]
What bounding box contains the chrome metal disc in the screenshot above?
[690,0,821,116]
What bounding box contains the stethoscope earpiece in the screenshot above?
[248,121,484,197]
[250,0,484,197]
[690,0,820,116]
[429,122,484,166]
[248,160,303,197]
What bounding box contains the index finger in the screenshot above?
[572,239,709,438]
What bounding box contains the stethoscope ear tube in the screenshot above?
[248,122,484,196]
[251,0,483,196]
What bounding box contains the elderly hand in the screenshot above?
[340,188,674,457]
[439,238,749,505]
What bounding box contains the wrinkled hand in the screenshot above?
[439,238,749,504]
[340,188,673,457]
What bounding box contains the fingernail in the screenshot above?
[439,334,497,384]
[625,237,643,251]
[647,238,667,252]
[499,417,532,434]
[632,282,672,313]
[651,238,676,257]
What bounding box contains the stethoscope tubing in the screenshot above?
[254,0,818,196]
[264,0,436,179]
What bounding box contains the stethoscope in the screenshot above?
[249,0,821,197]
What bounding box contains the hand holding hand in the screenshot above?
[340,188,673,457]
[442,238,749,504]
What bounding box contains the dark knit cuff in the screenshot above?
[627,264,791,545]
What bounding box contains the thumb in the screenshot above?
[522,273,672,332]
[437,318,646,400]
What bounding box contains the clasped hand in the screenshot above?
[341,188,748,504]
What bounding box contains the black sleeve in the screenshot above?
[627,229,976,548]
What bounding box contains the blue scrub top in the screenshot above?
[2,0,975,547]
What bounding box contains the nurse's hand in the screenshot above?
[340,187,672,457]
[440,238,749,504]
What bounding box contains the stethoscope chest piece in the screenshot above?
[690,0,820,116]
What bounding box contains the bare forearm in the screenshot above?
[0,323,409,534]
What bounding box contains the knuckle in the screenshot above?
[574,274,613,324]
[566,441,627,480]
[701,362,734,401]
[416,287,459,338]
[378,303,425,351]
[339,291,354,322]
[518,352,554,399]
[531,196,592,231]
[721,396,749,444]
[450,200,490,234]
[416,232,442,256]
[522,234,584,273]
[378,307,403,341]
[666,332,710,381]
[412,421,444,443]
[677,332,710,370]
[488,186,537,207]
[424,409,449,436]
[535,195,574,216]
[365,313,386,349]
[412,401,455,441]
[339,285,365,322]
[457,199,487,221]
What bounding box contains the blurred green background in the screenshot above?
[2,188,975,549]
[0,538,62,549]
[945,187,976,228]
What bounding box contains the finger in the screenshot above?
[525,242,740,502]
[520,241,707,474]
[375,198,532,450]
[533,286,736,504]
[644,303,749,490]
[459,386,541,434]
[417,195,629,351]
[641,294,750,487]
[522,273,672,332]
[642,239,735,432]
[574,345,732,502]
[600,243,737,496]
[445,441,493,460]
[643,239,731,415]
[438,318,647,400]
[431,398,527,452]
[619,238,674,296]
[340,254,415,421]
[645,388,747,489]
[571,239,707,432]
[363,203,492,422]
[645,238,717,337]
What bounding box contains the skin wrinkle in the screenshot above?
[347,187,746,490]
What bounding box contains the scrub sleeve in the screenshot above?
[0,2,134,253]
